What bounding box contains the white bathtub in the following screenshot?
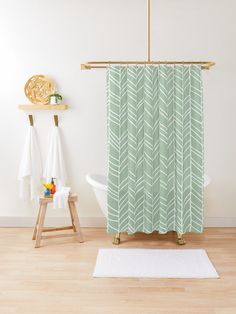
[86,173,211,218]
[86,174,108,217]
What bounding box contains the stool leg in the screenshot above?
[35,203,47,248]
[69,201,83,243]
[68,202,76,232]
[32,204,42,240]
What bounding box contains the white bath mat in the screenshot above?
[93,249,219,278]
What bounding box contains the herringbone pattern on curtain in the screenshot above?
[107,65,203,234]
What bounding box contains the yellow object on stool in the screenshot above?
[32,194,83,248]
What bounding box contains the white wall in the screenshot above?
[0,0,235,226]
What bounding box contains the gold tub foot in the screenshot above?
[112,233,120,245]
[177,233,186,245]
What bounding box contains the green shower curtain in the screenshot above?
[107,65,204,235]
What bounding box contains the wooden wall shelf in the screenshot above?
[18,104,68,110]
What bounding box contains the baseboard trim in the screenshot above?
[0,216,235,228]
[204,217,236,227]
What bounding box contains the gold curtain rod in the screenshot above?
[81,0,215,71]
[81,61,215,70]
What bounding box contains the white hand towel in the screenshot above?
[43,126,67,188]
[18,126,42,201]
[53,187,71,209]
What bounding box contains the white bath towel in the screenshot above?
[18,126,42,201]
[43,127,67,188]
[53,187,71,209]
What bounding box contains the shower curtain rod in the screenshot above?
[81,0,215,71]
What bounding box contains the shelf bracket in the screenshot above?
[28,115,33,126]
[54,115,59,127]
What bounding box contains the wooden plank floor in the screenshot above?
[0,228,235,314]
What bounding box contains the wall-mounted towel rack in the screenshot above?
[26,114,59,126]
[20,107,65,126]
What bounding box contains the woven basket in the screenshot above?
[24,75,55,105]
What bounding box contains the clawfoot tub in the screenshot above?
[86,174,211,245]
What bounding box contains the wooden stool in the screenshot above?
[32,193,83,248]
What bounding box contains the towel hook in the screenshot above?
[28,115,33,126]
[54,115,59,127]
